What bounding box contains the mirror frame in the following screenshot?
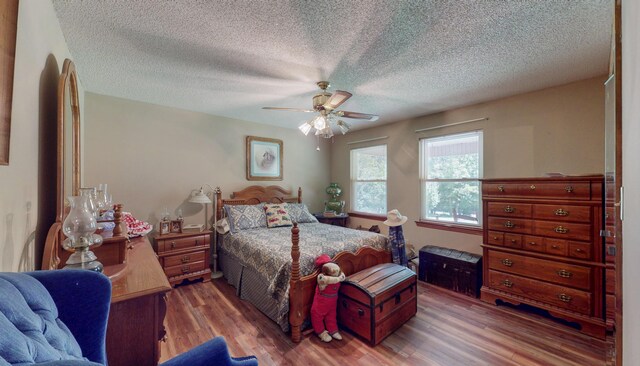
[56,58,81,222]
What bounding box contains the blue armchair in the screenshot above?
[0,270,258,366]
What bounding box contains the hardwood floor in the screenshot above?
[161,279,613,365]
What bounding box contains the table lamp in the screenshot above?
[189,185,223,279]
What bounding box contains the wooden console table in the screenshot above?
[107,237,172,366]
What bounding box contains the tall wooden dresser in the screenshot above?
[480,176,606,338]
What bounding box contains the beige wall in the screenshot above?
[0,1,79,272]
[623,0,639,364]
[330,76,605,254]
[83,93,331,228]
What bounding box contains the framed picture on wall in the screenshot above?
[246,136,283,181]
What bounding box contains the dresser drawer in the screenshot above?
[522,235,545,253]
[503,234,522,249]
[157,235,208,252]
[487,202,532,218]
[544,238,568,256]
[164,250,206,267]
[487,231,504,246]
[488,250,591,290]
[568,241,591,260]
[488,270,591,314]
[164,260,206,278]
[533,221,591,241]
[516,182,591,200]
[532,204,591,223]
[483,183,519,196]
[487,217,533,234]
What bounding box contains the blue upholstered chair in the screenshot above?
[0,270,258,366]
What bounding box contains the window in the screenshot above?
[419,131,483,226]
[350,145,387,215]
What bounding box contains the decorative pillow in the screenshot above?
[286,203,318,223]
[264,203,293,228]
[224,204,267,233]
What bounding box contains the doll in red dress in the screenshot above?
[310,254,346,342]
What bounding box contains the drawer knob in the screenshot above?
[510,239,517,244]
[170,241,176,249]
[575,248,584,253]
[504,206,515,213]
[501,259,513,267]
[558,294,572,303]
[358,308,365,317]
[565,185,574,193]
[530,185,536,190]
[551,244,560,249]
[492,236,498,240]
[504,221,515,229]
[502,279,513,288]
[182,266,190,274]
[181,256,190,263]
[498,185,505,192]
[528,241,537,246]
[554,226,568,234]
[554,208,569,216]
[557,269,573,278]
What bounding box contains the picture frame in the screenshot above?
[159,220,171,235]
[0,1,19,165]
[170,220,183,234]
[246,136,283,181]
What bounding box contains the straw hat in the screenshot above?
[383,209,408,227]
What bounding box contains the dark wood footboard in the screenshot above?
[288,223,391,343]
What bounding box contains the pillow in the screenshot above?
[224,204,267,233]
[264,203,293,228]
[286,203,318,223]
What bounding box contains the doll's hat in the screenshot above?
[315,254,332,267]
[383,209,408,227]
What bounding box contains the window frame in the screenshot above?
[349,144,388,216]
[419,130,483,230]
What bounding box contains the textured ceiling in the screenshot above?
[52,1,612,131]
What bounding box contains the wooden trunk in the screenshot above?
[418,245,482,298]
[338,263,417,345]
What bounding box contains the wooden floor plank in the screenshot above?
[161,280,612,365]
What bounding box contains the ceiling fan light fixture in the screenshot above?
[298,121,313,136]
[337,120,350,134]
[313,115,327,130]
[315,126,333,138]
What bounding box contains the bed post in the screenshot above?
[297,187,302,203]
[289,222,302,343]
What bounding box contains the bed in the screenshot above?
[215,185,391,342]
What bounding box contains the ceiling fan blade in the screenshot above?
[338,111,379,121]
[323,90,352,110]
[262,107,316,113]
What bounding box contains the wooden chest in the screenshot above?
[337,263,417,345]
[419,245,482,298]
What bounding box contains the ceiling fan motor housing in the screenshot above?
[312,92,332,110]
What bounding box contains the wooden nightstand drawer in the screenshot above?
[488,270,591,314]
[157,234,208,252]
[164,260,206,278]
[164,251,206,267]
[488,250,591,290]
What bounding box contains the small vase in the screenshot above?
[325,183,342,199]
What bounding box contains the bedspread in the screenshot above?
[221,223,388,330]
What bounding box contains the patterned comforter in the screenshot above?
[221,223,388,330]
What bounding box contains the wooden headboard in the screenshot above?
[215,185,302,221]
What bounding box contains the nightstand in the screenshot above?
[314,213,349,227]
[153,230,212,286]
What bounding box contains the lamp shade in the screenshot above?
[189,188,212,204]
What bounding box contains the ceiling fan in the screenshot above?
[262,81,379,138]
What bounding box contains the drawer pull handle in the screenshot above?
[501,259,513,267]
[528,241,537,246]
[557,269,573,278]
[498,185,505,192]
[551,244,560,249]
[492,236,499,240]
[510,239,517,244]
[558,294,572,303]
[554,208,569,216]
[504,206,515,213]
[170,241,176,249]
[554,226,568,234]
[575,248,584,253]
[565,185,574,193]
[504,221,515,229]
[358,308,365,317]
[182,266,190,274]
[530,185,536,190]
[502,279,513,288]
[181,256,190,263]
